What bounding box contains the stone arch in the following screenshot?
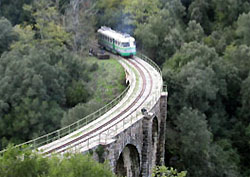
[115,144,140,177]
[152,116,159,166]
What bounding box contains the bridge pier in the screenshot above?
[156,92,168,166]
[140,114,153,177]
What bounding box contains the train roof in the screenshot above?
[97,26,135,42]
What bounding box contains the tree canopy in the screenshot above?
[0,146,116,177]
[0,18,18,55]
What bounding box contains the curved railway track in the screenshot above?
[43,56,153,154]
[0,49,163,156]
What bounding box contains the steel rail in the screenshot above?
[0,51,164,155]
[55,57,154,154]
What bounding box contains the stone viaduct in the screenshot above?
[85,54,168,177]
[2,53,167,177]
[98,91,168,177]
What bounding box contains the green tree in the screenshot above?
[185,20,204,43]
[204,27,235,55]
[64,0,96,52]
[0,145,49,177]
[23,1,71,49]
[58,0,71,14]
[163,40,241,176]
[239,74,250,124]
[176,108,212,173]
[164,42,218,72]
[152,166,187,177]
[0,0,33,25]
[135,5,185,65]
[124,0,160,25]
[212,0,240,27]
[46,153,115,177]
[166,107,239,177]
[66,80,89,107]
[187,0,212,33]
[224,45,250,79]
[0,30,89,149]
[0,145,116,177]
[96,0,127,30]
[236,12,250,46]
[0,17,18,55]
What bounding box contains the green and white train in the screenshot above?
[97,26,136,57]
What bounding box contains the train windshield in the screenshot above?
[122,42,130,47]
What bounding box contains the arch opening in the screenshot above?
[115,144,140,177]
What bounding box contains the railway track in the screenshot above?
[39,55,154,155]
[0,47,162,156]
[59,57,153,154]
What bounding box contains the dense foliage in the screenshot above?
[1,0,250,176]
[131,0,250,176]
[0,0,125,151]
[95,0,250,176]
[0,146,116,177]
[152,166,187,177]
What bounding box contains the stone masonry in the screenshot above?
[92,92,168,177]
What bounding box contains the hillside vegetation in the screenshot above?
[0,146,116,177]
[0,0,125,151]
[95,0,250,176]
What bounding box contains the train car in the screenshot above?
[97,26,136,57]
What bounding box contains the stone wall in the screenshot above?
[90,93,167,177]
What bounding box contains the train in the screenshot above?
[97,26,136,57]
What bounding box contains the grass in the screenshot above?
[85,57,126,107]
[61,56,128,128]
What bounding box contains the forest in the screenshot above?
[1,0,250,176]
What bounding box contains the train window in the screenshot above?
[122,42,130,47]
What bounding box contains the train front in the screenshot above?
[121,36,136,57]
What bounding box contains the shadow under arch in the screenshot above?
[115,144,140,177]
